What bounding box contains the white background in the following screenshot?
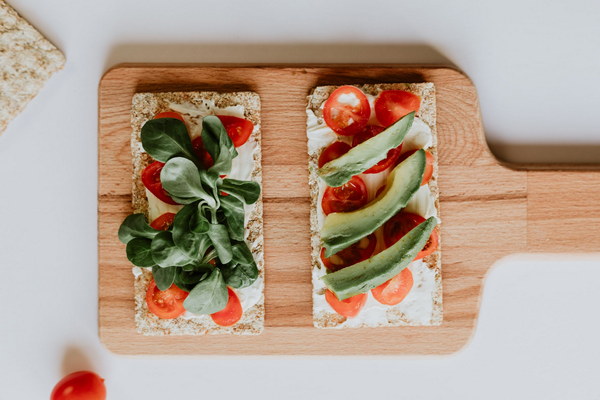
[1,0,599,398]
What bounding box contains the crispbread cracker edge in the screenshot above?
[0,1,65,134]
[307,83,443,329]
[130,91,264,335]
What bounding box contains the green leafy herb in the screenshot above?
[161,157,216,207]
[221,242,258,288]
[118,214,159,244]
[183,268,229,314]
[140,118,197,162]
[201,115,237,176]
[153,266,176,290]
[150,231,194,267]
[207,223,233,264]
[220,178,260,204]
[172,203,211,258]
[174,266,211,292]
[219,195,246,241]
[126,238,155,267]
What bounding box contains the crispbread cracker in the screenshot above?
[0,1,65,134]
[307,83,443,329]
[131,91,264,335]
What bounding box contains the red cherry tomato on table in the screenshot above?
[146,279,189,319]
[51,370,106,400]
[210,287,243,326]
[141,161,179,205]
[396,149,434,186]
[371,268,414,305]
[323,86,371,136]
[352,125,403,174]
[216,115,254,147]
[374,90,421,127]
[154,111,186,123]
[320,234,377,272]
[325,290,367,318]
[321,176,368,215]
[150,212,176,231]
[318,141,351,168]
[383,211,439,260]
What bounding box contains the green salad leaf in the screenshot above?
[126,238,155,267]
[174,266,211,292]
[151,231,194,267]
[201,115,238,176]
[221,241,258,289]
[220,178,260,204]
[207,223,233,264]
[153,266,176,290]
[141,118,197,162]
[219,195,246,241]
[118,214,160,244]
[161,157,216,207]
[183,268,229,314]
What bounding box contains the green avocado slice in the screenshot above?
[321,149,425,257]
[322,217,437,300]
[318,112,415,187]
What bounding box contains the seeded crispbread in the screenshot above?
[307,83,442,329]
[130,91,264,335]
[0,1,65,134]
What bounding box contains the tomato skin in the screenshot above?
[216,115,254,147]
[320,234,377,272]
[150,212,176,231]
[321,176,368,215]
[50,371,106,400]
[371,268,414,305]
[154,111,185,123]
[146,280,189,319]
[210,287,243,326]
[141,161,179,205]
[397,149,434,186]
[374,90,421,127]
[323,86,371,136]
[325,290,367,318]
[318,141,351,168]
[383,211,438,260]
[352,125,403,174]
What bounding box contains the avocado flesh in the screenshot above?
[321,149,425,257]
[318,112,415,187]
[322,217,437,300]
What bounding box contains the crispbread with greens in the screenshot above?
[127,91,264,336]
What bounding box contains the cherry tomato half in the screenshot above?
[150,212,176,231]
[383,211,438,260]
[210,287,243,326]
[371,268,414,306]
[51,370,106,400]
[325,290,367,318]
[146,279,189,319]
[318,141,351,168]
[352,125,403,174]
[154,111,186,123]
[321,175,368,215]
[320,234,377,272]
[374,90,421,127]
[216,115,254,147]
[141,161,179,205]
[323,86,371,136]
[396,149,434,186]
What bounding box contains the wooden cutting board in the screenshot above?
[98,64,600,355]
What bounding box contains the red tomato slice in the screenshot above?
[216,115,253,147]
[141,161,179,205]
[374,90,421,127]
[321,175,368,215]
[51,371,106,400]
[383,211,438,260]
[150,212,176,231]
[325,290,367,318]
[320,233,377,272]
[352,125,403,174]
[154,111,186,123]
[396,149,434,186]
[210,287,243,326]
[146,279,188,319]
[323,86,371,136]
[371,268,414,305]
[191,136,214,169]
[318,141,351,168]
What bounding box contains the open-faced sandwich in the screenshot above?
[118,91,264,335]
[307,84,442,328]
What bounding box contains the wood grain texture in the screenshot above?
[98,64,600,355]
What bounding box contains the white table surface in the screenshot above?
[1,0,599,398]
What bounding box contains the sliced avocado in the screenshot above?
[321,149,425,257]
[318,112,415,187]
[322,217,437,300]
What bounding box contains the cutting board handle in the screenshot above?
[525,169,600,253]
